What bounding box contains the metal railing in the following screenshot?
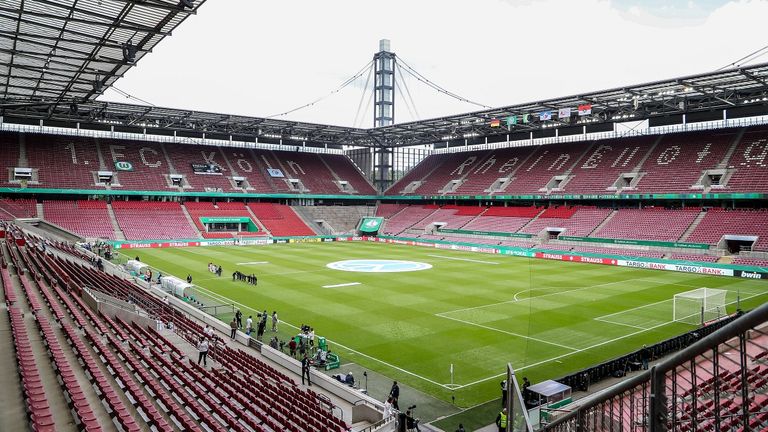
[543,302,768,431]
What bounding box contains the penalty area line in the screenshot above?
[236,261,270,265]
[448,289,768,390]
[322,282,361,288]
[435,313,579,351]
[427,254,499,265]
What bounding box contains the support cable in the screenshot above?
[267,60,373,118]
[396,65,420,120]
[716,43,768,71]
[397,56,491,109]
[352,62,374,128]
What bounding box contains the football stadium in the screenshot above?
[1,1,768,431]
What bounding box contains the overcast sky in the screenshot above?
[100,0,768,128]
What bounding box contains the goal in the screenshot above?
[673,288,727,325]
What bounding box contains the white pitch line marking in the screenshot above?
[447,290,768,390]
[171,276,449,388]
[451,277,650,315]
[593,317,652,330]
[322,282,361,288]
[435,313,579,351]
[128,251,768,390]
[593,298,673,320]
[236,261,269,265]
[427,254,500,265]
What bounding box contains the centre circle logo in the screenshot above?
[326,259,432,273]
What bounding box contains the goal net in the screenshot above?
[673,288,727,325]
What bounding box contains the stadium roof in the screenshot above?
[0,0,206,103]
[2,47,768,148]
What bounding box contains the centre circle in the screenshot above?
[326,259,433,273]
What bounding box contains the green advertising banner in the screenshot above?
[199,217,251,224]
[438,228,533,238]
[199,216,259,232]
[359,217,384,233]
[557,235,710,250]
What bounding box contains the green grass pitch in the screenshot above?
[128,241,768,407]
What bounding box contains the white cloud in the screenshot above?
[100,0,768,127]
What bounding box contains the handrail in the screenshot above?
[356,415,395,432]
[545,301,768,429]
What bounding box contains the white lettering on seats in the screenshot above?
[139,147,161,168]
[233,153,253,172]
[473,155,496,174]
[201,151,224,171]
[64,143,78,164]
[656,146,680,165]
[695,143,712,164]
[525,151,548,172]
[286,160,305,175]
[498,157,519,173]
[741,139,768,167]
[451,156,477,175]
[259,155,274,169]
[548,154,570,171]
[109,145,126,163]
[611,146,640,167]
[582,145,612,169]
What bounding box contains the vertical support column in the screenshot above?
[649,365,669,432]
[373,39,395,128]
[374,146,393,193]
[373,40,396,192]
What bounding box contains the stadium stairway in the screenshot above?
[36,202,44,219]
[105,203,126,240]
[716,128,746,169]
[179,203,204,239]
[3,244,84,431]
[587,209,617,236]
[0,259,32,431]
[718,255,735,264]
[291,206,328,234]
[678,210,707,242]
[292,206,333,235]
[244,205,272,236]
[517,208,545,233]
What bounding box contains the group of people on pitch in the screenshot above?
[232,270,257,285]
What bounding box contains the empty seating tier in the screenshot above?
[686,208,768,251]
[112,201,199,240]
[592,208,701,242]
[43,200,115,239]
[248,203,316,236]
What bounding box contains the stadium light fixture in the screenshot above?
[122,41,137,63]
[178,0,194,9]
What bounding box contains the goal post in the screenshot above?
[673,288,727,325]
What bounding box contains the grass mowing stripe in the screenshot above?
[129,242,768,408]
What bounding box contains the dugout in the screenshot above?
[160,276,192,298]
[125,259,149,277]
[528,380,572,424]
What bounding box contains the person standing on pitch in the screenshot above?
[301,353,312,386]
[235,309,242,329]
[271,311,278,332]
